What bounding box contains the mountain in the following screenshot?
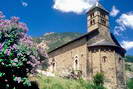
[126,56,133,62]
[33,32,82,52]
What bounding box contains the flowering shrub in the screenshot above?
[0,11,47,89]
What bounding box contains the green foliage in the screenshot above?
[126,56,133,62]
[33,32,82,52]
[93,73,104,86]
[127,78,133,89]
[92,73,106,89]
[125,63,133,72]
[77,78,92,89]
[33,75,93,89]
[0,12,47,89]
[31,73,107,89]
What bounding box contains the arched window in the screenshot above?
[92,13,94,17]
[74,56,79,70]
[90,13,94,18]
[119,58,122,63]
[93,19,95,24]
[75,59,78,65]
[75,59,78,70]
[103,56,107,63]
[90,20,93,26]
[51,59,56,72]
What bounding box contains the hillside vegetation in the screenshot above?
[33,32,82,52]
[30,73,106,89]
[126,56,133,62]
[36,75,91,89]
[31,74,133,89]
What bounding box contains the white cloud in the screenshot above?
[114,26,126,36]
[114,12,133,36]
[117,12,133,29]
[22,2,28,7]
[121,41,133,50]
[110,6,120,17]
[53,0,98,14]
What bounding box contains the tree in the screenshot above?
[92,73,106,89]
[0,11,47,89]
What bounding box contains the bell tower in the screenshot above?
[87,2,109,32]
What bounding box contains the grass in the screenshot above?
[127,78,133,89]
[30,74,132,89]
[30,74,92,89]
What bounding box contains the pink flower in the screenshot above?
[12,63,16,66]
[12,44,17,49]
[0,11,5,19]
[10,16,20,23]
[5,49,11,56]
[13,58,18,62]
[0,43,3,51]
[18,22,28,33]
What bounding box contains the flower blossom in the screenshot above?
[14,77,22,83]
[5,49,11,56]
[0,11,5,19]
[13,58,18,62]
[10,16,20,23]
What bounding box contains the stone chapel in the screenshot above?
[48,2,126,89]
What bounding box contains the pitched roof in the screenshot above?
[48,29,126,54]
[88,2,109,14]
[88,39,116,46]
[48,30,98,54]
[86,29,126,53]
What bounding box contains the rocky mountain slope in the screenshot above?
[33,32,82,52]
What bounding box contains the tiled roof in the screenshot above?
[89,2,109,13]
[88,39,117,47]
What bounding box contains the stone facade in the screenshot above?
[48,2,126,89]
[87,47,126,89]
[49,37,88,77]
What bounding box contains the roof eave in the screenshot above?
[88,45,126,54]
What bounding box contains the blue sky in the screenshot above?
[0,0,133,55]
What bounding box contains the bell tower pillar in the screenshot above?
[87,2,109,32]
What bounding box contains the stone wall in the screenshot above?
[115,52,126,89]
[49,37,88,78]
[88,47,126,89]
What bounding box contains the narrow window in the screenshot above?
[93,19,95,24]
[75,59,78,65]
[75,59,78,70]
[90,20,93,26]
[90,14,93,18]
[51,59,56,72]
[92,13,94,17]
[52,62,56,72]
[119,58,122,63]
[74,56,79,70]
[103,56,107,63]
[90,13,94,18]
